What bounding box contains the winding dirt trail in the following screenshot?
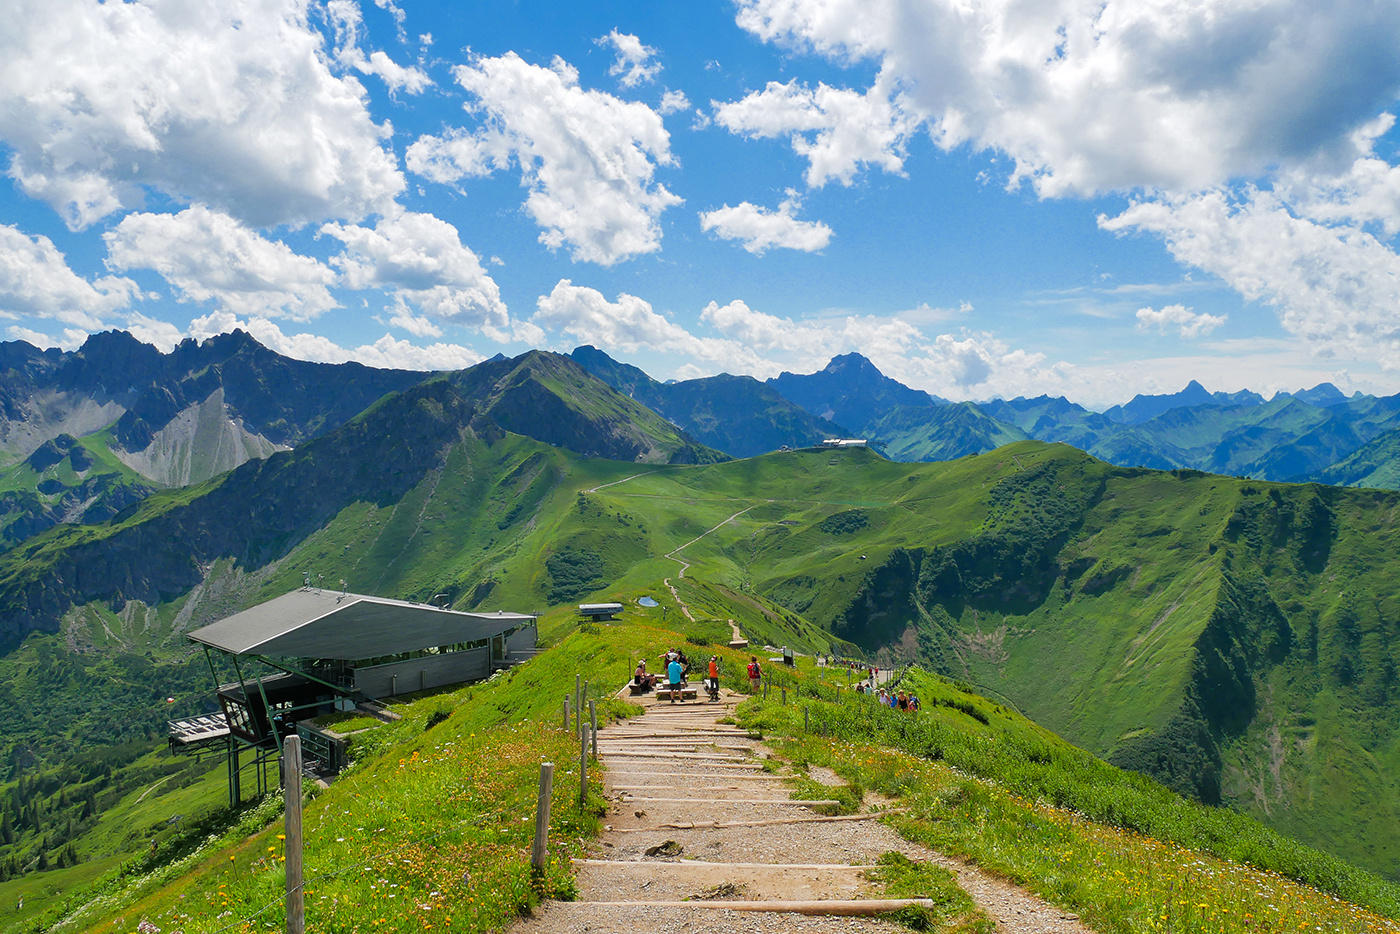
[511,690,1097,934]
[663,505,758,578]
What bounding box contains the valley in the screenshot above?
[1,337,1399,930]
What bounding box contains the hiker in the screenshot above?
[633,660,656,691]
[706,655,721,701]
[667,654,685,703]
[897,691,909,712]
[747,655,762,693]
[908,692,920,712]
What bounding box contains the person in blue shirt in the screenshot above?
[667,657,684,703]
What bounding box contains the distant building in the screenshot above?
[168,588,536,802]
[579,602,624,621]
[819,439,868,448]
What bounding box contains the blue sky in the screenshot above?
[3,0,1400,408]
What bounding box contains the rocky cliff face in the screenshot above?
[0,330,433,549]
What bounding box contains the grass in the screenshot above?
[10,433,1400,897]
[37,623,681,934]
[16,616,1400,934]
[734,664,1400,932]
[866,852,994,933]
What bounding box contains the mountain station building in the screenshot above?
[167,587,537,803]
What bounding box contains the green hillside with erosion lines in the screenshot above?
[473,440,1400,879]
[2,398,1399,885]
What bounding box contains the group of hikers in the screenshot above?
[855,684,921,712]
[630,650,918,711]
[631,650,767,702]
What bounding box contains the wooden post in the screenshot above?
[578,725,589,808]
[781,687,786,705]
[804,706,809,732]
[283,735,304,934]
[589,700,598,757]
[562,695,570,731]
[531,762,554,874]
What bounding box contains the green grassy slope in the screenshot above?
[0,350,723,649]
[19,620,1400,934]
[0,431,156,551]
[1309,425,1400,489]
[6,430,1400,880]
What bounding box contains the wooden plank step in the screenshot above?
[608,780,794,790]
[571,868,873,873]
[616,796,841,806]
[612,811,899,832]
[565,898,935,915]
[601,751,751,761]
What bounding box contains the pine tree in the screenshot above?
[1,810,12,845]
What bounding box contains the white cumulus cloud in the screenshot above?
[105,206,338,320]
[406,52,682,265]
[188,311,483,370]
[731,0,1400,196]
[713,73,917,188]
[6,326,90,352]
[321,211,509,334]
[659,90,691,115]
[324,0,431,96]
[534,280,772,373]
[1135,304,1226,339]
[1103,190,1400,366]
[728,0,1400,374]
[0,0,404,230]
[599,29,661,88]
[0,224,137,329]
[699,192,833,254]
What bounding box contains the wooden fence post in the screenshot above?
[578,725,589,808]
[589,700,597,757]
[579,680,588,744]
[531,762,554,874]
[562,695,570,731]
[283,735,304,934]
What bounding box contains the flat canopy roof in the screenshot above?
[187,588,535,661]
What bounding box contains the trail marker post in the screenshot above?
[578,725,589,809]
[589,700,597,757]
[531,762,554,876]
[283,735,304,934]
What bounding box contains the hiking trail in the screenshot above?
[511,688,1094,934]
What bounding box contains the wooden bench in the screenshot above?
[628,681,653,696]
[655,684,698,701]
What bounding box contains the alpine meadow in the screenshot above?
[1,339,1400,933]
[8,1,1400,928]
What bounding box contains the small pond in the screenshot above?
[638,596,659,607]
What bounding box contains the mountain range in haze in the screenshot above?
[4,331,1400,559]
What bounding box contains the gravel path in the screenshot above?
[510,690,1096,934]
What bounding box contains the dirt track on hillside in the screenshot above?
[509,689,1096,934]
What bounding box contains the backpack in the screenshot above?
[747,661,760,679]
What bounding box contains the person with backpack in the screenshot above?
[706,655,721,701]
[747,656,762,693]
